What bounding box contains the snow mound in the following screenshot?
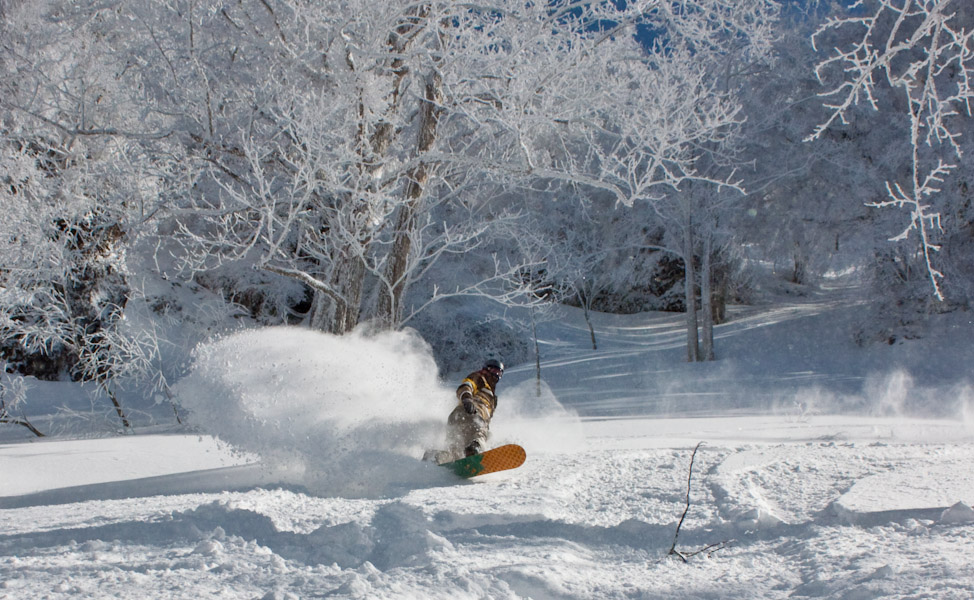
[835,459,974,516]
[940,501,974,524]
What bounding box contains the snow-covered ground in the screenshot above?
[2,280,974,599]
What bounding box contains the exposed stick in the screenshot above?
[665,442,734,562]
[668,441,704,560]
[674,540,732,563]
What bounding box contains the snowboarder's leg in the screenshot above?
[463,425,489,456]
[446,406,470,460]
[446,405,490,459]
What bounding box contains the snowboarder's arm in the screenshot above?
[457,375,479,402]
[457,374,482,414]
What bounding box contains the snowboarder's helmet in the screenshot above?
[485,359,504,378]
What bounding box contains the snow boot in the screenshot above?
[464,441,483,457]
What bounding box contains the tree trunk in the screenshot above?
[792,241,807,284]
[700,232,715,361]
[0,398,45,437]
[378,75,442,327]
[309,291,332,332]
[584,305,597,351]
[711,260,728,325]
[305,242,366,335]
[532,308,542,397]
[332,253,366,335]
[683,215,700,363]
[379,191,419,327]
[106,386,131,429]
[579,291,598,350]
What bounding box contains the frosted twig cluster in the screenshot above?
[809,0,974,300]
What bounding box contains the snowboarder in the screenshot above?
[445,358,504,460]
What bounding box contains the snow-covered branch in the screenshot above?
[0,364,43,437]
[810,0,974,300]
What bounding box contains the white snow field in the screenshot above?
[2,284,974,599]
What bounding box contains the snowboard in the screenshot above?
[438,444,526,478]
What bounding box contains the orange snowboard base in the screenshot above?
[440,444,526,478]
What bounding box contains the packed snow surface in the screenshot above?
[2,287,974,599]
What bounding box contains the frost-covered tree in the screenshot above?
[163,0,779,337]
[157,1,543,334]
[0,0,782,403]
[444,0,778,363]
[0,143,139,427]
[725,5,907,298]
[599,14,778,362]
[809,0,974,305]
[0,0,180,426]
[0,4,133,375]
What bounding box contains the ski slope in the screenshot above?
[2,286,974,599]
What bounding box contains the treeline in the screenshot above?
[0,0,972,407]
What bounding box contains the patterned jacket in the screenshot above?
[456,368,499,421]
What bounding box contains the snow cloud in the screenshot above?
[859,369,974,421]
[175,326,457,497]
[491,379,586,455]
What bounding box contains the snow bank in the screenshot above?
[0,434,249,497]
[834,459,974,517]
[175,326,457,497]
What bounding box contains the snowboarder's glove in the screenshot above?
[462,399,476,415]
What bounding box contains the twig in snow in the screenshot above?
[666,442,732,562]
[668,442,703,559]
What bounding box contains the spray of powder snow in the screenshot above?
[768,368,974,430]
[176,326,460,497]
[860,369,974,422]
[489,379,586,454]
[176,326,586,496]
